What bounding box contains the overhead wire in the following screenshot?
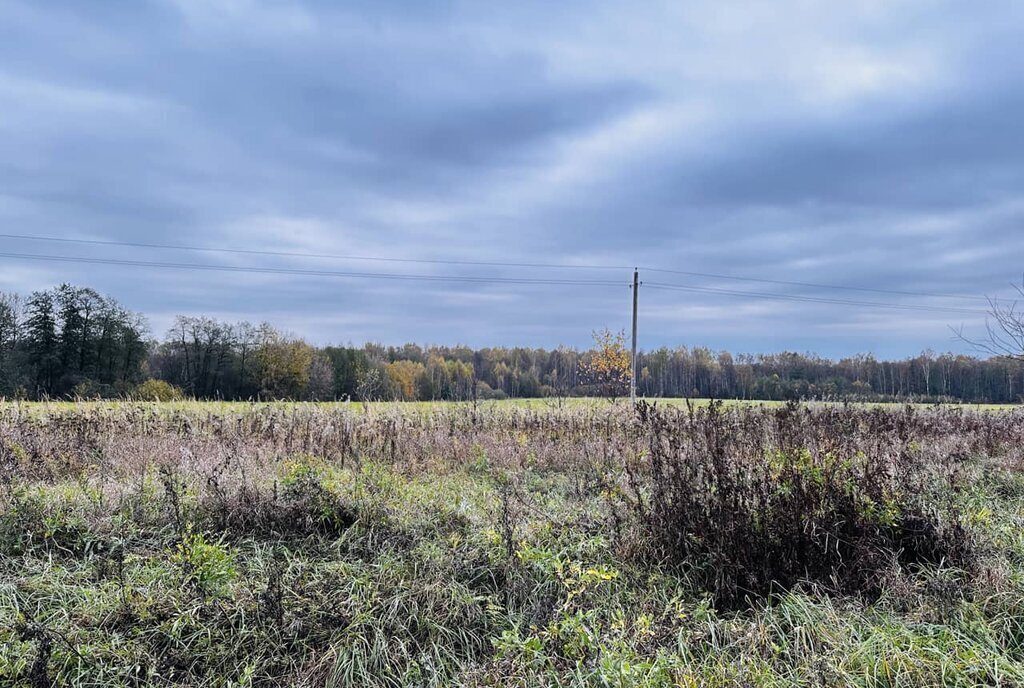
[0,232,990,303]
[0,251,627,287]
[0,233,633,272]
[644,282,987,316]
[640,266,991,303]
[0,233,995,317]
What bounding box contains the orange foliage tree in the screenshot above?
[580,328,631,401]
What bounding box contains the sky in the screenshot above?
[1,0,1022,358]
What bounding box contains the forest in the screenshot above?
[1,284,1022,403]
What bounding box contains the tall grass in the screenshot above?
[1,401,1023,685]
[616,401,979,608]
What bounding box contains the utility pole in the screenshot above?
[630,268,639,404]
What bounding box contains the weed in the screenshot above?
[0,400,1021,686]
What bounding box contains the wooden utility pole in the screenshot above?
[630,268,639,404]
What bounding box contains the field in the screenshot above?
[3,401,1024,686]
[3,397,1018,415]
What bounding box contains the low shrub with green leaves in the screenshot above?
[132,378,186,402]
[0,400,1022,686]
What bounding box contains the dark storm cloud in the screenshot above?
[0,0,1022,357]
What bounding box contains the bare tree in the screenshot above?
[956,279,1024,361]
[307,354,335,401]
[356,367,384,405]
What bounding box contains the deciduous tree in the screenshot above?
[580,328,631,401]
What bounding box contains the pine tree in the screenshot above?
[24,290,59,396]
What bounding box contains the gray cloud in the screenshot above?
[0,0,1021,358]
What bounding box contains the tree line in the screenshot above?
[1,284,1022,403]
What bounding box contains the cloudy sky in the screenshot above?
[1,1,1021,357]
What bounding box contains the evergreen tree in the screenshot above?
[24,290,59,396]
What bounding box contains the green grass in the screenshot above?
[1,401,1023,685]
[1,396,1017,416]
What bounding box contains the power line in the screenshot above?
[641,266,990,303]
[0,233,632,272]
[644,282,987,316]
[0,251,627,287]
[0,249,991,317]
[0,232,993,303]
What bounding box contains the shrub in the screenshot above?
[616,402,977,608]
[71,379,108,400]
[132,379,184,402]
[172,529,237,596]
[276,456,358,536]
[0,486,91,556]
[194,456,358,539]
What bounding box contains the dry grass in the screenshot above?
[2,401,1023,685]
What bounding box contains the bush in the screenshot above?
[616,402,976,608]
[172,529,237,596]
[70,379,113,400]
[194,456,358,539]
[132,379,184,401]
[476,382,508,401]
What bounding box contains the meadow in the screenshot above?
[3,396,1017,415]
[2,399,1024,686]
